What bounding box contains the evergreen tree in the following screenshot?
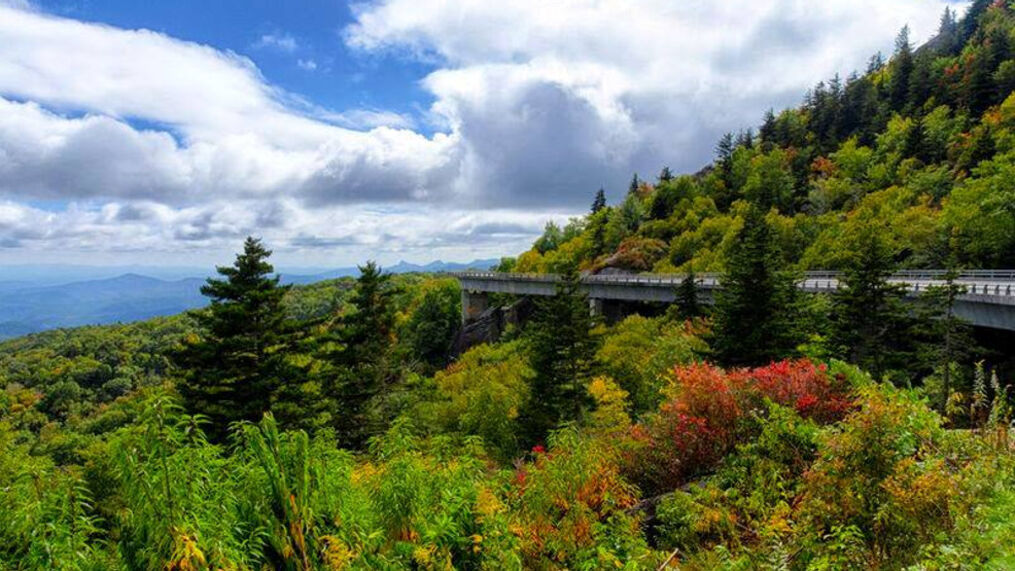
[591,187,607,214]
[907,53,934,109]
[406,282,461,372]
[522,266,598,443]
[339,262,396,446]
[937,7,960,55]
[890,26,914,112]
[831,223,913,381]
[628,173,641,195]
[176,237,292,440]
[966,26,1009,116]
[716,132,735,169]
[867,51,886,75]
[675,268,701,321]
[715,132,737,207]
[588,208,609,259]
[903,115,931,163]
[712,207,803,366]
[658,166,673,183]
[961,0,992,45]
[736,128,754,149]
[649,176,694,221]
[759,109,778,147]
[918,269,978,413]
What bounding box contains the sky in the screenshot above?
[0,0,967,268]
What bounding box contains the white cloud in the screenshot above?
[297,58,318,71]
[0,1,965,263]
[254,32,299,53]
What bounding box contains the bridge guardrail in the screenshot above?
[448,271,1015,297]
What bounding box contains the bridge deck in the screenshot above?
[450,271,1015,331]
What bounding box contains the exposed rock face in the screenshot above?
[451,297,534,356]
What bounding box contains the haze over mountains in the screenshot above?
[0,259,497,338]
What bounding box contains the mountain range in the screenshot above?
[0,258,498,339]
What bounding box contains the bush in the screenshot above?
[627,360,853,495]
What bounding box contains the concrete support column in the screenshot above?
[589,297,604,317]
[461,290,490,323]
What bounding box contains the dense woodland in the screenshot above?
[3,3,1015,569]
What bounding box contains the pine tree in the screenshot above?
[522,265,598,444]
[867,51,886,75]
[759,109,778,147]
[658,166,673,183]
[937,7,960,55]
[713,207,803,366]
[903,115,931,163]
[329,261,397,447]
[961,0,992,45]
[918,268,977,413]
[588,208,609,259]
[591,188,607,214]
[675,268,701,321]
[715,132,737,207]
[176,237,292,440]
[890,26,914,112]
[831,223,913,381]
[406,281,461,372]
[628,173,641,195]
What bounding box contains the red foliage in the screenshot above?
[625,359,853,494]
[746,360,853,423]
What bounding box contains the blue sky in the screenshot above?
[33,0,437,131]
[0,0,966,267]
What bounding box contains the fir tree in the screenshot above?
[176,237,292,440]
[628,173,641,195]
[937,7,960,55]
[831,223,913,381]
[522,265,598,444]
[713,207,803,366]
[918,269,978,413]
[867,51,886,75]
[760,108,778,147]
[961,0,992,45]
[330,261,397,447]
[588,208,609,259]
[890,26,914,112]
[406,282,461,372]
[591,188,607,214]
[658,166,673,183]
[675,268,701,321]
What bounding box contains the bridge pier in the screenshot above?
[589,297,603,317]
[461,290,490,323]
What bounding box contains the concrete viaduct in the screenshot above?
[450,270,1015,332]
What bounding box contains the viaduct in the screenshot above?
[451,270,1015,332]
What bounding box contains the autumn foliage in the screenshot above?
[627,359,854,494]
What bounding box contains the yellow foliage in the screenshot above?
[167,531,208,571]
[320,535,355,569]
[586,376,631,434]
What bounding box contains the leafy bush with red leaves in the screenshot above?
[626,359,853,495]
[744,359,853,424]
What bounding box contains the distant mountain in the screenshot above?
[0,274,207,339]
[0,259,501,338]
[280,258,499,285]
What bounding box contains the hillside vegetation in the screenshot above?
[1,4,1015,570]
[508,2,1015,276]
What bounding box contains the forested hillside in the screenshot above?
[2,4,1015,570]
[507,2,1015,276]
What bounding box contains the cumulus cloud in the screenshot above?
[0,0,963,263]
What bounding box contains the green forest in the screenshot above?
[3,3,1015,569]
